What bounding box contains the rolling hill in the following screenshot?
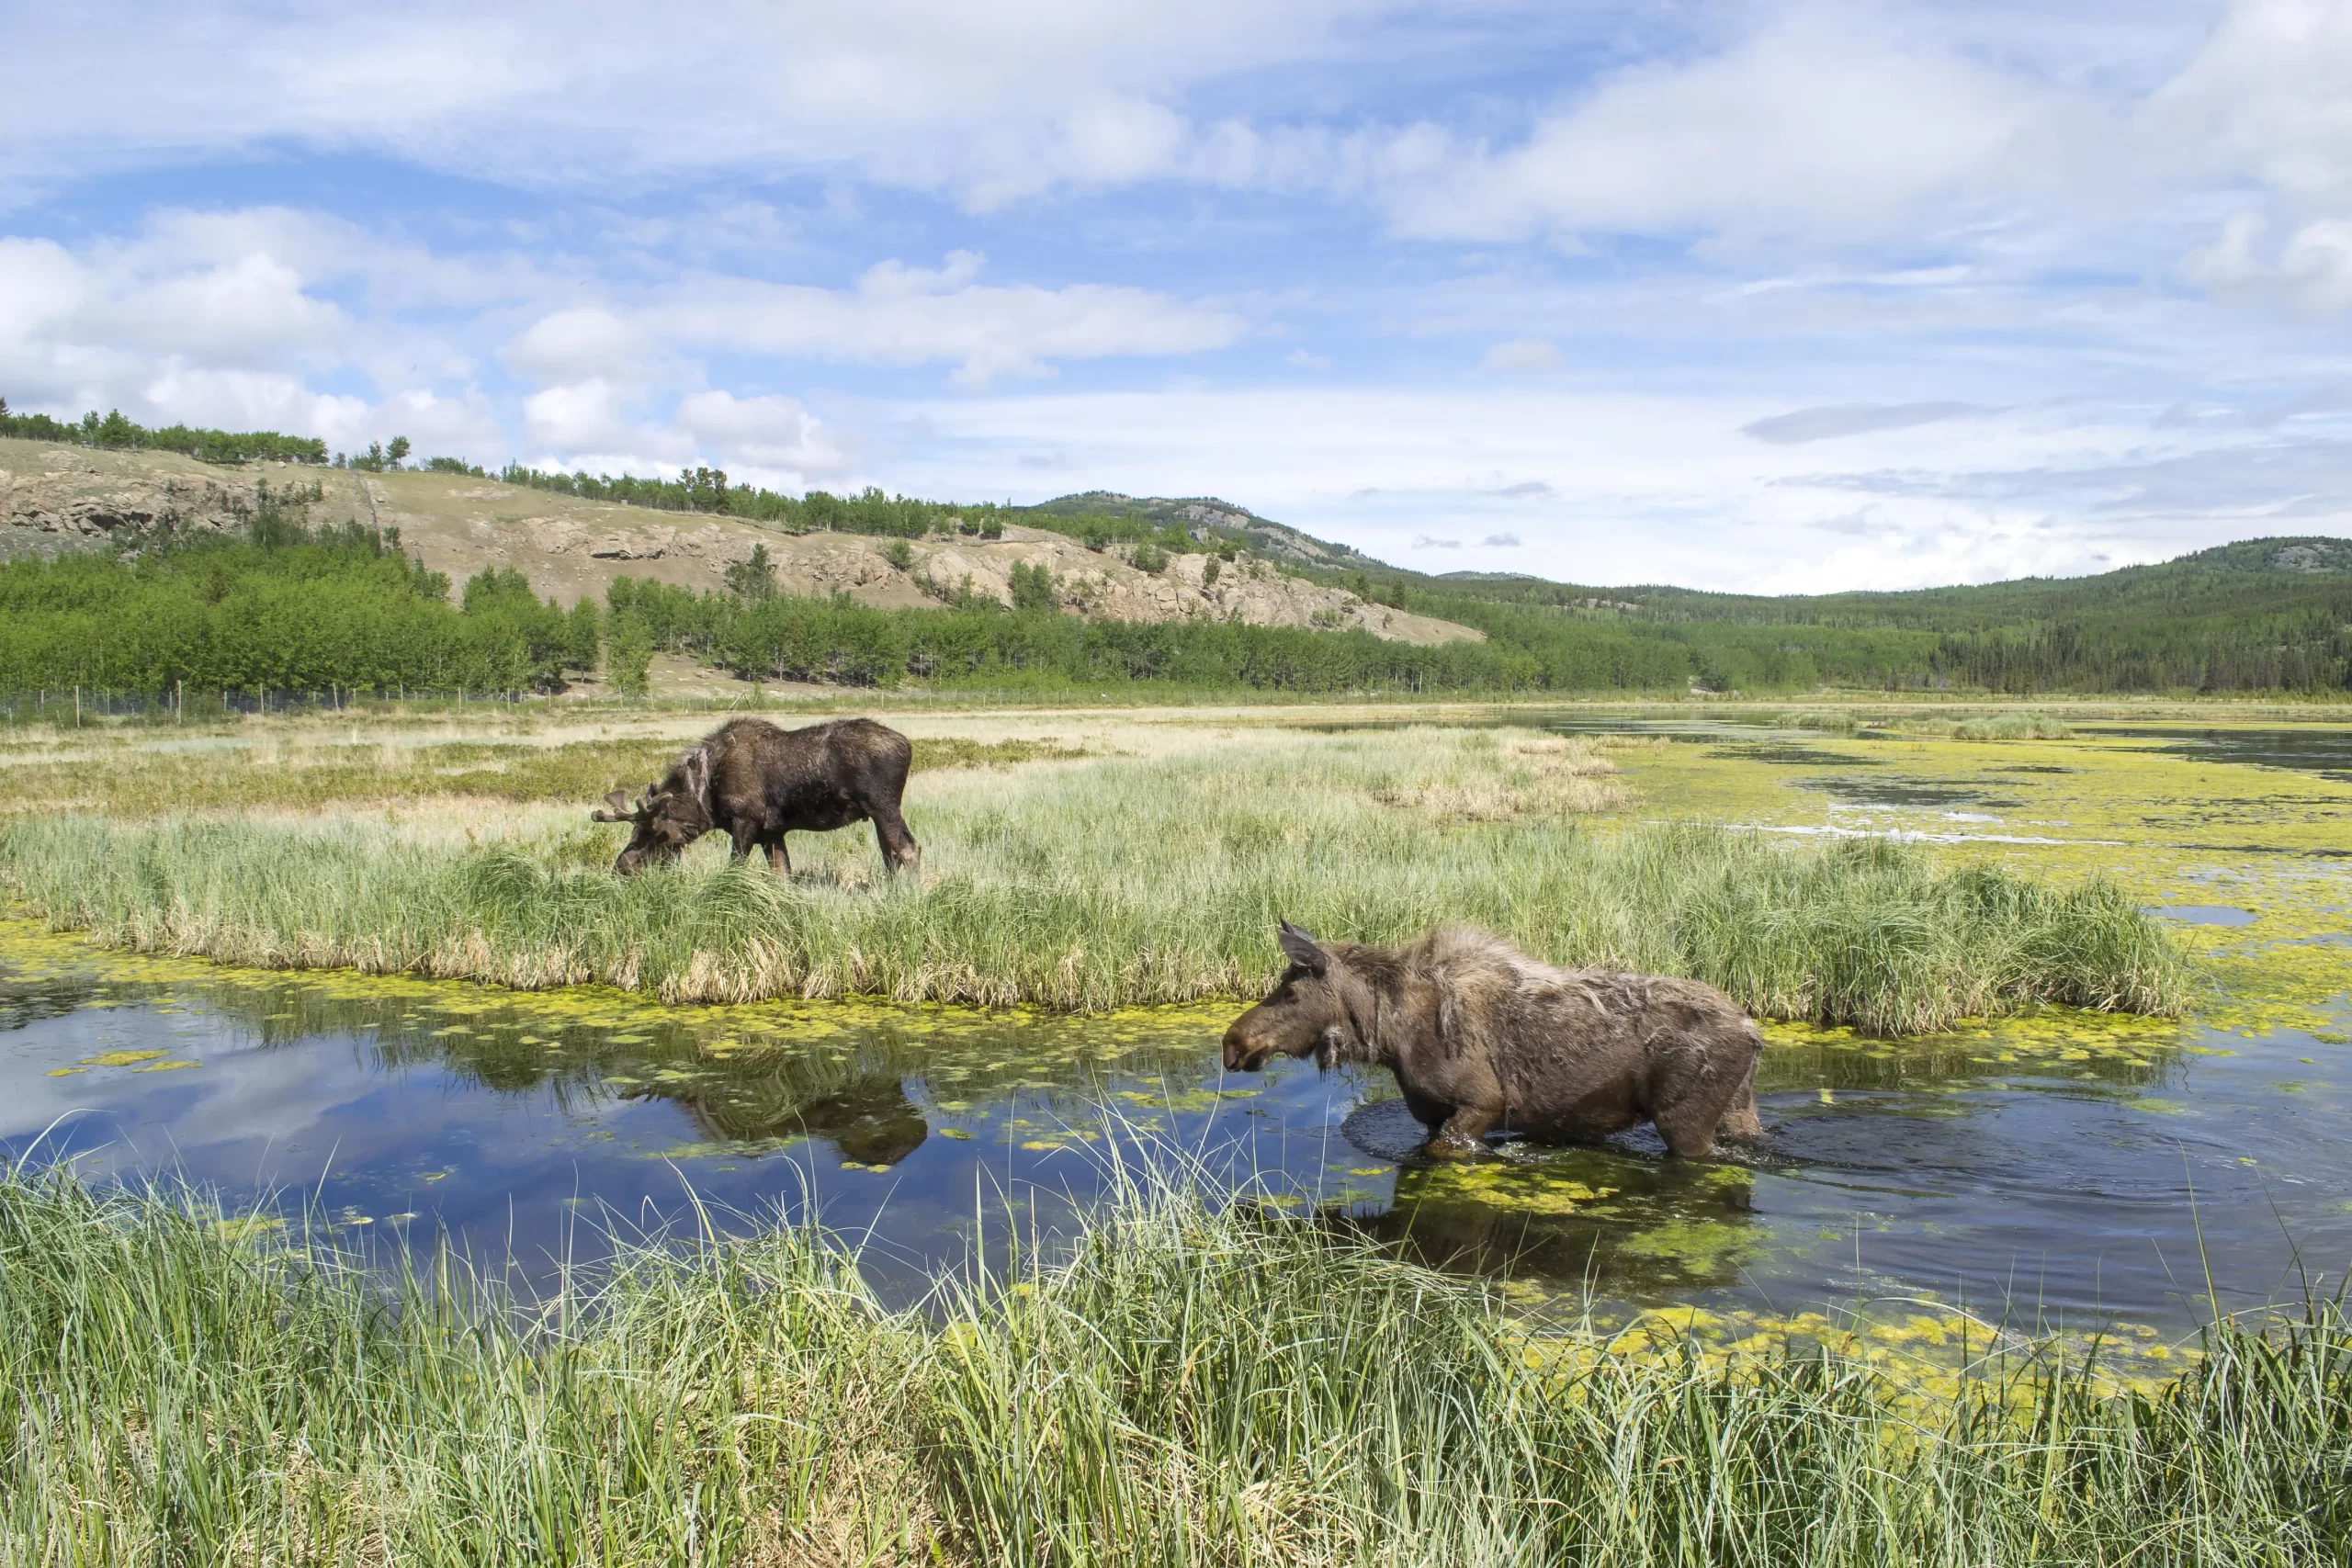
[2,404,2346,695]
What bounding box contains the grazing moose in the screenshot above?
[593,716,921,877]
[1222,922,1764,1159]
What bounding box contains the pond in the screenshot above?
[6,923,2349,1340]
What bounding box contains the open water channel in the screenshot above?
[3,926,2348,1341]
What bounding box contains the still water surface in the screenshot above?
[4,931,2348,1336]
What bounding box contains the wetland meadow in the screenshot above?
[4,697,2351,1564]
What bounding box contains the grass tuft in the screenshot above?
[1952,712,2074,741]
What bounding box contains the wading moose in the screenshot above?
[593,716,921,877]
[1223,922,1764,1159]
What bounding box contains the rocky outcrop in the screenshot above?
[0,441,266,558]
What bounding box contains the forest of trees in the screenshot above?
[1367,543,2352,695]
[0,493,593,703]
[0,399,330,466]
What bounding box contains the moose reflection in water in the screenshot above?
[592,716,922,877]
[636,1070,931,1167]
[321,1001,947,1168]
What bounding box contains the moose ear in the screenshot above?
[1276,920,1329,976]
[680,747,711,806]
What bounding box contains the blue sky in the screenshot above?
[3,0,2347,592]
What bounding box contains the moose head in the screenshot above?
[1221,921,1375,1072]
[591,750,713,874]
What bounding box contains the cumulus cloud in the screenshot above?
[0,220,371,437]
[1481,532,1521,547]
[673,390,852,483]
[2185,212,2352,315]
[503,308,663,388]
[1741,400,1985,444]
[522,379,631,454]
[1383,10,2048,243]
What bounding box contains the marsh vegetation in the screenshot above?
[0,726,2185,1026]
[6,1165,2349,1567]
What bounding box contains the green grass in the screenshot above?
[5,1162,2347,1566]
[0,728,2187,1029]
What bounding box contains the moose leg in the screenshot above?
[1655,1098,1725,1159]
[763,835,791,876]
[1717,1054,1764,1143]
[1423,1103,1501,1160]
[728,824,758,862]
[871,806,921,874]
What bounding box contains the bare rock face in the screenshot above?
[523,518,591,555]
[0,441,266,558]
[589,525,675,560]
[2268,541,2352,574]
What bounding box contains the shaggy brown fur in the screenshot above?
[593,716,920,877]
[1222,922,1764,1159]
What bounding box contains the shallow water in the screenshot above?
[5,929,2349,1337]
[2086,725,2352,783]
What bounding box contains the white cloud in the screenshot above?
[2153,0,2352,211]
[522,379,631,453]
[1480,338,1561,372]
[137,367,373,446]
[2186,212,2352,315]
[1384,9,2048,243]
[647,252,1246,388]
[0,209,531,456]
[503,308,663,388]
[0,0,1407,208]
[673,390,852,484]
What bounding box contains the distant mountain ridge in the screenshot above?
[1033,491,2351,611]
[1024,491,1371,570]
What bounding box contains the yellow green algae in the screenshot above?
[1611,719,2352,1044]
